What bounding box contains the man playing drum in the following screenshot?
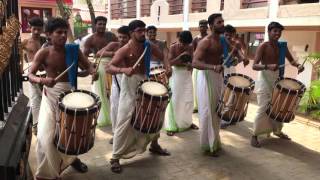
[146,25,169,68]
[192,13,225,157]
[83,16,117,127]
[192,20,208,113]
[251,22,304,148]
[28,18,97,180]
[21,17,47,135]
[164,30,198,136]
[106,20,172,173]
[96,26,130,144]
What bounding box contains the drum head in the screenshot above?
[228,75,251,88]
[62,92,95,109]
[150,68,165,75]
[278,79,301,90]
[141,81,168,96]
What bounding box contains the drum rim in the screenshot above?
[275,77,306,95]
[224,73,255,93]
[58,89,101,115]
[150,65,166,75]
[137,79,171,101]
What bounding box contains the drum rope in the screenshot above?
[155,97,165,133]
[147,96,162,134]
[65,110,77,154]
[140,96,154,133]
[133,92,145,129]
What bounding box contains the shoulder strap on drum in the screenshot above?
[65,43,79,89]
[220,36,232,67]
[144,40,151,77]
[278,41,287,78]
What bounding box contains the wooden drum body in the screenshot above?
[149,65,168,85]
[131,80,171,134]
[217,73,255,123]
[55,90,101,155]
[266,78,306,123]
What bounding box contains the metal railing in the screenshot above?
[241,0,268,9]
[111,0,136,19]
[167,0,183,15]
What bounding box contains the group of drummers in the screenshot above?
[22,12,306,180]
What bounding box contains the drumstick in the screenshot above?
[54,62,74,81]
[94,48,108,73]
[132,47,147,69]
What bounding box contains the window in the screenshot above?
[21,7,52,33]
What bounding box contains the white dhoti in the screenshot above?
[110,74,122,133]
[112,74,158,159]
[36,82,76,179]
[164,66,193,132]
[197,70,223,153]
[192,69,198,111]
[253,70,283,136]
[93,58,112,127]
[29,82,42,127]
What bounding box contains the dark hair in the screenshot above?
[179,31,193,44]
[128,20,146,31]
[268,21,284,32]
[208,13,222,25]
[199,19,208,26]
[28,17,44,27]
[94,16,107,24]
[147,25,157,32]
[46,17,68,33]
[117,26,130,36]
[224,24,236,34]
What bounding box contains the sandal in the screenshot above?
[190,123,199,130]
[110,159,122,173]
[274,132,291,140]
[251,136,261,148]
[149,145,171,156]
[166,131,175,136]
[71,158,88,173]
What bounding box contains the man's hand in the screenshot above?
[267,64,278,71]
[91,72,99,82]
[165,65,172,77]
[123,67,134,76]
[213,65,224,73]
[243,59,250,67]
[41,77,55,87]
[297,64,304,73]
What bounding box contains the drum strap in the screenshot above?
[220,36,232,68]
[113,75,121,92]
[144,40,151,77]
[278,41,287,78]
[65,43,79,89]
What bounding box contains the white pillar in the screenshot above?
[182,0,189,30]
[137,0,141,19]
[264,0,279,41]
[107,0,111,31]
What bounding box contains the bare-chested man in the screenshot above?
[106,20,172,173]
[146,25,169,68]
[28,17,97,179]
[83,16,117,127]
[251,22,304,148]
[21,17,47,135]
[192,19,208,113]
[192,13,225,156]
[96,26,130,144]
[164,30,198,136]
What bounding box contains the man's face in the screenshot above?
[212,16,224,34]
[49,27,68,46]
[147,29,157,41]
[131,27,146,43]
[118,33,129,46]
[199,24,208,34]
[31,26,43,38]
[224,32,235,42]
[95,20,106,33]
[268,28,282,41]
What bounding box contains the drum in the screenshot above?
[266,78,306,123]
[55,90,101,155]
[217,73,255,124]
[131,80,171,134]
[149,65,168,85]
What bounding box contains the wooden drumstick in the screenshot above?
[132,47,147,69]
[54,62,74,81]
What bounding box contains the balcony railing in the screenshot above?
[141,0,155,17]
[191,0,207,13]
[111,0,136,19]
[241,0,268,9]
[167,0,183,15]
[279,0,319,5]
[220,0,224,10]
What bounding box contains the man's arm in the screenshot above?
[252,43,278,71]
[105,47,132,76]
[96,42,117,58]
[168,45,188,66]
[151,43,172,75]
[286,46,304,73]
[192,39,215,70]
[83,36,93,57]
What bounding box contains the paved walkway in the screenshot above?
[25,77,320,180]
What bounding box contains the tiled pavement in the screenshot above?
[24,77,320,180]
